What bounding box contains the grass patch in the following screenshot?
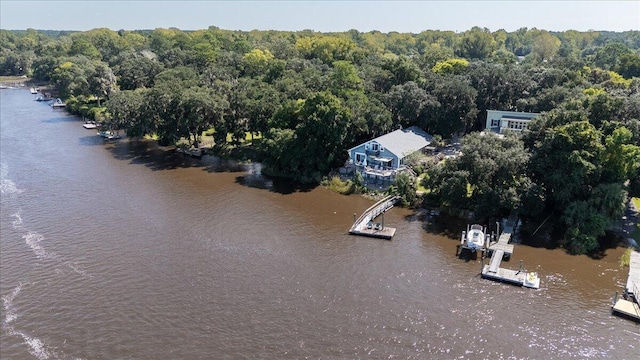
[226,132,262,143]
[417,173,430,194]
[621,248,632,267]
[0,75,29,82]
[322,176,356,195]
[633,198,640,242]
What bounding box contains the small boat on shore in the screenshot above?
[83,123,98,129]
[97,131,113,138]
[30,88,37,94]
[176,146,203,158]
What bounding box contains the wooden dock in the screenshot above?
[612,251,640,322]
[625,250,640,297]
[349,195,399,240]
[480,215,540,289]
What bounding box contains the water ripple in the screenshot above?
[23,231,57,260]
[0,162,23,196]
[2,282,23,325]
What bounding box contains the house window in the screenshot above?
[355,153,366,165]
[491,119,500,127]
[371,143,380,151]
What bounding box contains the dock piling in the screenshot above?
[479,215,540,289]
[348,195,399,240]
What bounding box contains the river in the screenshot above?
[1,88,638,359]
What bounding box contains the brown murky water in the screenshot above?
[1,89,638,359]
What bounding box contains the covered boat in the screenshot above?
[466,224,485,251]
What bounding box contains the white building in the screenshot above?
[485,110,540,134]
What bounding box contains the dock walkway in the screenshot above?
[349,195,399,240]
[612,251,640,322]
[480,215,540,289]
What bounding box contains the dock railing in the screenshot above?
[350,195,399,233]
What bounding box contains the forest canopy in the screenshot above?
[2,26,639,254]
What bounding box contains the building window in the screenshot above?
[491,119,500,127]
[371,143,380,151]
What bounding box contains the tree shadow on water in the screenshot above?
[234,174,317,194]
[588,232,625,260]
[420,213,469,239]
[78,135,106,146]
[42,115,78,123]
[104,139,199,171]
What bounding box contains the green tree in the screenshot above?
[457,27,496,60]
[51,58,92,99]
[177,86,227,147]
[431,58,469,75]
[262,91,351,183]
[393,172,418,207]
[424,76,478,136]
[88,61,117,106]
[69,38,101,60]
[384,81,434,128]
[617,53,640,79]
[601,126,640,183]
[241,48,275,77]
[115,55,164,90]
[106,89,146,135]
[530,31,561,62]
[426,132,530,220]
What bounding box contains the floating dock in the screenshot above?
[479,215,540,289]
[612,251,640,322]
[349,195,399,240]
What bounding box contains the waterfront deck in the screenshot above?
[612,251,640,322]
[612,298,640,320]
[479,215,540,289]
[487,241,514,256]
[349,195,399,240]
[626,250,640,295]
[352,227,397,240]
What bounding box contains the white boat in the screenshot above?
[51,98,66,108]
[466,224,485,251]
[523,272,540,289]
[83,123,98,129]
[30,88,37,94]
[97,131,113,138]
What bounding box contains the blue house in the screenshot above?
[347,126,433,181]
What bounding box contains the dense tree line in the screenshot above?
[2,26,639,253]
